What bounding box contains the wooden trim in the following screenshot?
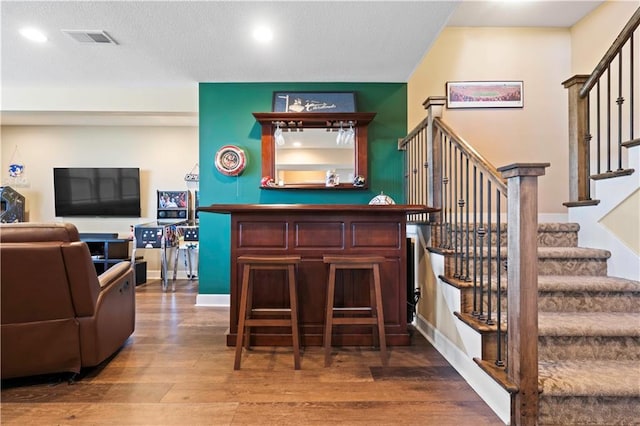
[622,138,640,148]
[579,7,640,97]
[590,168,635,180]
[562,199,601,208]
[199,204,438,215]
[253,112,376,127]
[474,358,519,394]
[563,75,591,203]
[500,163,548,426]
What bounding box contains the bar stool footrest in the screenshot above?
[251,308,292,314]
[332,317,378,326]
[245,319,293,327]
[333,307,373,313]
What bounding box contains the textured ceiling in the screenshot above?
[1,0,605,91]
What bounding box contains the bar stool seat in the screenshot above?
[235,255,302,370]
[323,255,388,367]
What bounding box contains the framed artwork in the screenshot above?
[446,81,524,109]
[272,92,356,113]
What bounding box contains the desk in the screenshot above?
[198,204,436,347]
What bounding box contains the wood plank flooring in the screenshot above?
[1,279,502,425]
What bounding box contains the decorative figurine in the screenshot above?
[260,176,276,187]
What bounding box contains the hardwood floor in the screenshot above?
[1,279,502,425]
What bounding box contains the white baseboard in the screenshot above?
[195,293,230,307]
[415,313,511,425]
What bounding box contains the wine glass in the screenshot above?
[336,123,345,145]
[274,124,285,146]
[344,122,355,145]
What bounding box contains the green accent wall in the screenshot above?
[198,82,407,294]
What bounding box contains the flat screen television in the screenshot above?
[53,168,141,217]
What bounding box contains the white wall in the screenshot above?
[1,124,198,275]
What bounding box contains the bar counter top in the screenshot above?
[198,203,437,215]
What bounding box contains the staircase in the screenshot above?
[433,222,640,425]
[534,223,639,425]
[403,9,639,422]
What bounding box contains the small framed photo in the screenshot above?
[446,81,524,109]
[272,92,356,113]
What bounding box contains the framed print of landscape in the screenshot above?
[446,81,524,109]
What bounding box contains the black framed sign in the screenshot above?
[272,92,356,113]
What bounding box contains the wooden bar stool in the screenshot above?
[235,255,302,370]
[323,255,388,367]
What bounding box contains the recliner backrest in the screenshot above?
[61,242,101,316]
[0,222,80,243]
[0,242,77,324]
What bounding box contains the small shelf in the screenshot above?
[80,234,130,275]
[260,184,365,190]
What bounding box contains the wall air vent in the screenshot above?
[62,30,117,44]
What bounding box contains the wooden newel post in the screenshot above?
[423,96,446,226]
[497,162,549,426]
[562,75,591,205]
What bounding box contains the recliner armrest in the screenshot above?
[98,261,133,290]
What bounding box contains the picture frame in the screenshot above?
[446,81,524,109]
[272,91,356,113]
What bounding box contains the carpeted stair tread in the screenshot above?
[447,222,580,232]
[462,246,610,259]
[538,275,640,292]
[539,360,640,397]
[539,312,640,336]
[537,246,611,259]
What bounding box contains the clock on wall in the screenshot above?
[214,145,247,177]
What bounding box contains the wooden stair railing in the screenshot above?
[563,7,640,207]
[400,96,549,425]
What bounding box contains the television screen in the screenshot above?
[53,168,141,217]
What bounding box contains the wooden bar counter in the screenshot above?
[198,204,436,347]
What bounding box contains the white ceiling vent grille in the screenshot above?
[62,30,117,44]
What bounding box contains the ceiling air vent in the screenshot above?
[62,30,117,44]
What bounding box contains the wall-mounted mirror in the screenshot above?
[253,112,375,189]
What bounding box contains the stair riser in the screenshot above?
[432,226,578,248]
[537,231,578,248]
[539,292,640,313]
[444,256,505,279]
[460,291,639,314]
[539,396,640,425]
[539,336,640,361]
[460,288,507,316]
[538,258,608,276]
[445,257,608,277]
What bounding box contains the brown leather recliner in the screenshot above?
[1,223,135,379]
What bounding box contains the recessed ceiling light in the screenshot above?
[20,27,48,43]
[292,142,302,147]
[253,26,273,43]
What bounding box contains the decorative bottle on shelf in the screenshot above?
[325,170,339,187]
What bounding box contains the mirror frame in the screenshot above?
[253,112,376,189]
